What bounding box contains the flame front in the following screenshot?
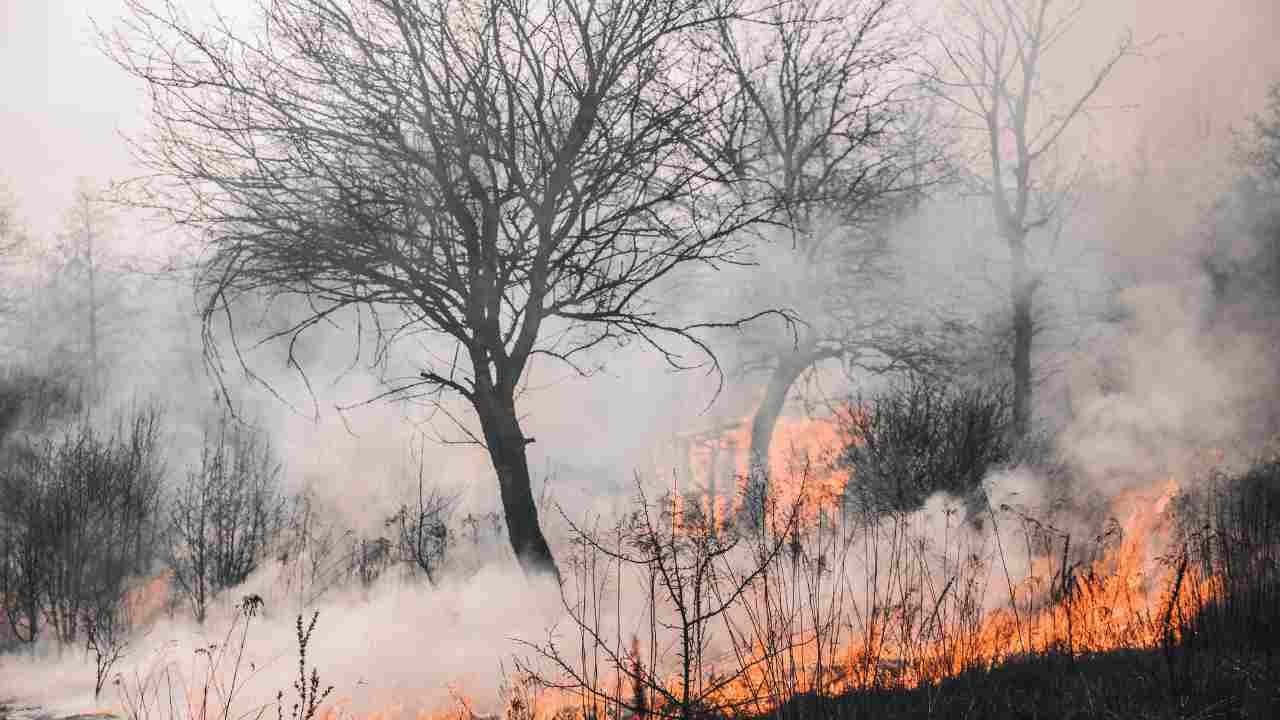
[149,416,1228,720]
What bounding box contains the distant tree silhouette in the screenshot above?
[925,0,1139,439]
[713,0,952,516]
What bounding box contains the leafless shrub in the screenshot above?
[387,474,457,586]
[0,407,163,647]
[116,597,315,720]
[277,490,349,609]
[518,479,800,720]
[85,581,138,699]
[348,536,394,589]
[275,475,462,603]
[167,413,285,623]
[276,611,334,720]
[840,375,1012,517]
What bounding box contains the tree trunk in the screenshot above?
[475,389,560,581]
[744,348,813,527]
[1009,238,1034,440]
[749,353,812,475]
[85,212,100,407]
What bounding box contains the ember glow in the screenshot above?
[657,424,1226,707]
[675,411,854,528]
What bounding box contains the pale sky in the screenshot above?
[2,0,142,238]
[1,0,1278,241]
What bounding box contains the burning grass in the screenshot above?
[6,432,1280,720]
[497,445,1280,720]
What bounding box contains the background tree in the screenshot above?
[12,179,136,405]
[1206,82,1280,302]
[0,408,163,647]
[713,0,949,491]
[277,489,350,609]
[0,182,23,259]
[166,413,284,623]
[111,0,774,579]
[0,182,28,322]
[60,179,109,404]
[925,0,1137,439]
[0,448,48,644]
[1241,83,1280,185]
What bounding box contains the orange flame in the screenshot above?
[228,423,1227,720]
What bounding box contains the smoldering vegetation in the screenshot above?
[2,0,1280,719]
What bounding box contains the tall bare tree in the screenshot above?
[714,0,945,483]
[926,0,1137,438]
[109,0,771,578]
[60,179,112,404]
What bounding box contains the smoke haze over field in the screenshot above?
[3,0,1280,715]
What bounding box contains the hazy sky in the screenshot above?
[2,0,139,238]
[1,0,1278,240]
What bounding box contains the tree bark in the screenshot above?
[1009,237,1034,440]
[744,346,817,527]
[474,388,560,581]
[749,353,812,476]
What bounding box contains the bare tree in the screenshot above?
[167,413,285,623]
[0,182,23,260]
[1218,82,1280,297]
[0,407,163,647]
[0,183,28,321]
[925,0,1138,438]
[712,0,949,492]
[109,0,777,579]
[60,179,110,405]
[0,448,48,644]
[44,411,164,646]
[13,179,133,404]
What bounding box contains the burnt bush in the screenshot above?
[0,408,163,647]
[839,374,1013,517]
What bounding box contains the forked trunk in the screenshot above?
[745,349,812,526]
[475,389,560,581]
[749,355,811,475]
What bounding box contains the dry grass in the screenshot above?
[515,455,1280,720]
